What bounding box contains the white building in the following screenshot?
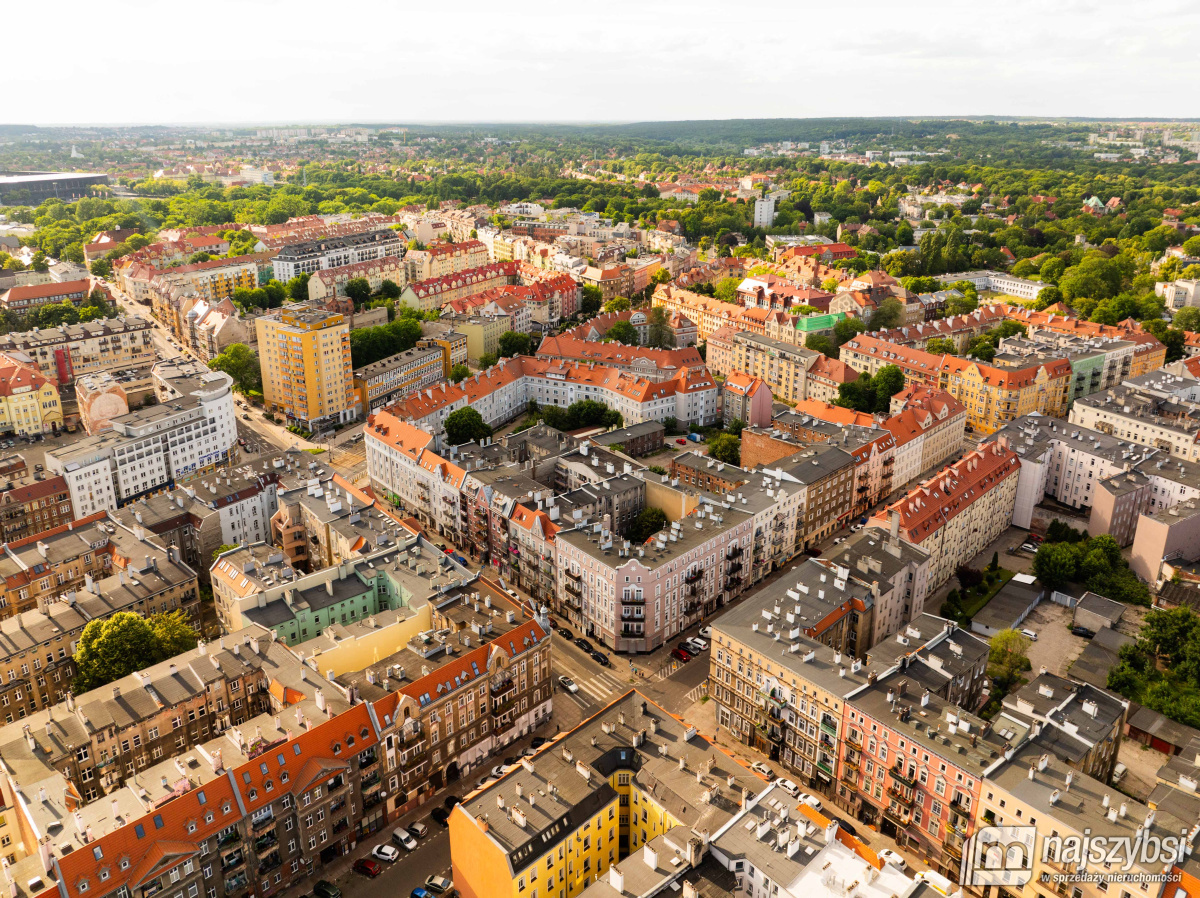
[935,270,1046,301]
[271,229,404,282]
[1158,279,1200,310]
[753,195,776,229]
[46,361,238,514]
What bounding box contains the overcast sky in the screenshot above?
[12,0,1200,125]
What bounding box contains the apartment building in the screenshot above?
[709,615,873,793]
[556,505,753,652]
[869,443,1020,590]
[652,284,762,343]
[305,255,406,303]
[974,739,1190,898]
[669,452,748,494]
[0,279,90,313]
[352,345,445,414]
[0,355,62,436]
[721,372,772,427]
[401,261,518,314]
[187,298,255,365]
[387,356,719,443]
[409,239,489,280]
[535,336,707,384]
[756,443,857,549]
[271,229,404,282]
[0,474,73,543]
[256,305,356,430]
[449,689,763,898]
[691,473,806,584]
[805,356,859,404]
[998,330,1136,402]
[1012,307,1166,377]
[788,401,897,516]
[418,329,468,369]
[886,387,967,484]
[706,332,820,403]
[0,316,154,387]
[46,363,238,515]
[839,335,944,389]
[822,529,932,649]
[1069,385,1200,462]
[838,670,1032,882]
[862,613,989,708]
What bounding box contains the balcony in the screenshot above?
[685,600,702,614]
[883,805,912,828]
[359,750,378,769]
[845,730,862,748]
[842,750,859,770]
[361,771,381,789]
[254,832,278,853]
[221,851,245,873]
[758,688,786,710]
[841,765,859,784]
[333,817,349,834]
[224,874,249,895]
[218,829,242,848]
[890,764,917,788]
[623,593,645,605]
[251,813,275,833]
[726,545,743,559]
[888,782,914,806]
[257,852,282,876]
[815,758,833,775]
[685,569,703,584]
[565,568,581,580]
[726,560,742,575]
[819,716,837,736]
[564,579,582,596]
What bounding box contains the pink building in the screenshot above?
[722,372,773,428]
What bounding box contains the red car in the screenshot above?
[353,859,382,878]
[675,438,687,445]
[670,648,691,662]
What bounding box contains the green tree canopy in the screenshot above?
[628,508,668,544]
[444,407,492,446]
[344,278,372,305]
[209,343,262,393]
[603,297,631,313]
[709,433,741,465]
[498,331,533,357]
[73,612,179,693]
[606,320,640,345]
[449,364,470,383]
[645,306,676,349]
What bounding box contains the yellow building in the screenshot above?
[937,356,1072,434]
[255,305,358,429]
[0,354,62,435]
[448,690,761,898]
[441,313,507,364]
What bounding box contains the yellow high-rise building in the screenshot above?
[255,305,358,430]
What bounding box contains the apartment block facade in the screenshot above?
[256,306,357,429]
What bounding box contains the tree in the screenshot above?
[30,251,49,272]
[988,629,1033,689]
[1032,542,1079,590]
[821,276,842,293]
[580,285,603,316]
[37,300,80,328]
[805,334,836,358]
[714,277,741,303]
[871,365,906,409]
[444,407,492,446]
[606,320,640,345]
[956,565,984,590]
[709,433,741,465]
[449,364,470,383]
[498,331,533,357]
[213,544,239,561]
[73,612,162,693]
[603,297,631,313]
[926,337,958,355]
[149,610,198,659]
[90,258,113,278]
[868,297,905,330]
[287,273,311,302]
[344,278,372,306]
[629,508,668,544]
[379,279,402,300]
[477,352,499,369]
[645,306,676,349]
[1173,307,1200,332]
[727,418,745,437]
[833,316,866,346]
[209,343,262,393]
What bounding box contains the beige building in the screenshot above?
[75,372,130,434]
[707,331,820,403]
[0,317,154,387]
[187,298,255,364]
[306,255,406,303]
[441,313,507,364]
[256,304,357,429]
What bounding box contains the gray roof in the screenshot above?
[557,506,749,571]
[760,442,856,486]
[970,576,1043,632]
[1127,703,1200,749]
[866,614,989,680]
[590,421,665,444]
[1002,673,1126,763]
[1075,591,1126,623]
[1067,628,1134,689]
[983,414,1154,468]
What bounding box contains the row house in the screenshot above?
[651,284,763,343]
[0,316,155,388]
[400,261,519,314]
[535,335,706,383]
[0,475,73,544]
[706,331,821,404]
[868,442,1021,591]
[788,400,896,516]
[886,387,967,485]
[305,254,407,303]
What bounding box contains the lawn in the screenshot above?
[958,568,1017,619]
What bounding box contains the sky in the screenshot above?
[10,0,1200,125]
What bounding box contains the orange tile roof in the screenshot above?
[790,399,875,428]
[362,408,434,460]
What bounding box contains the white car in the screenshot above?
[390,828,418,850]
[491,765,508,778]
[751,762,774,778]
[698,626,712,638]
[1020,628,1039,641]
[372,844,400,863]
[799,792,823,811]
[558,676,578,693]
[685,638,708,654]
[774,778,800,797]
[878,849,907,871]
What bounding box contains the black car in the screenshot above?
[574,637,594,653]
[591,651,611,667]
[504,756,517,767]
[833,816,859,837]
[556,627,574,641]
[1071,626,1096,638]
[431,807,451,826]
[444,795,461,808]
[530,737,548,749]
[676,642,695,659]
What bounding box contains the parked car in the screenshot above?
[832,815,857,836]
[531,737,548,749]
[698,626,712,638]
[774,778,800,797]
[675,438,688,445]
[313,882,341,898]
[1020,628,1039,641]
[670,648,691,662]
[491,765,508,778]
[392,826,419,849]
[878,849,907,871]
[799,792,823,811]
[373,844,401,862]
[521,746,539,758]
[1112,762,1128,784]
[687,433,702,442]
[685,637,708,653]
[430,807,451,826]
[411,889,434,898]
[408,822,429,838]
[353,859,382,878]
[1071,626,1096,638]
[425,877,455,895]
[444,795,461,808]
[675,642,695,658]
[558,676,579,693]
[574,637,594,653]
[591,651,611,667]
[241,414,252,420]
[477,775,496,789]
[751,762,774,778]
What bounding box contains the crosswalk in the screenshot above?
[574,674,619,704]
